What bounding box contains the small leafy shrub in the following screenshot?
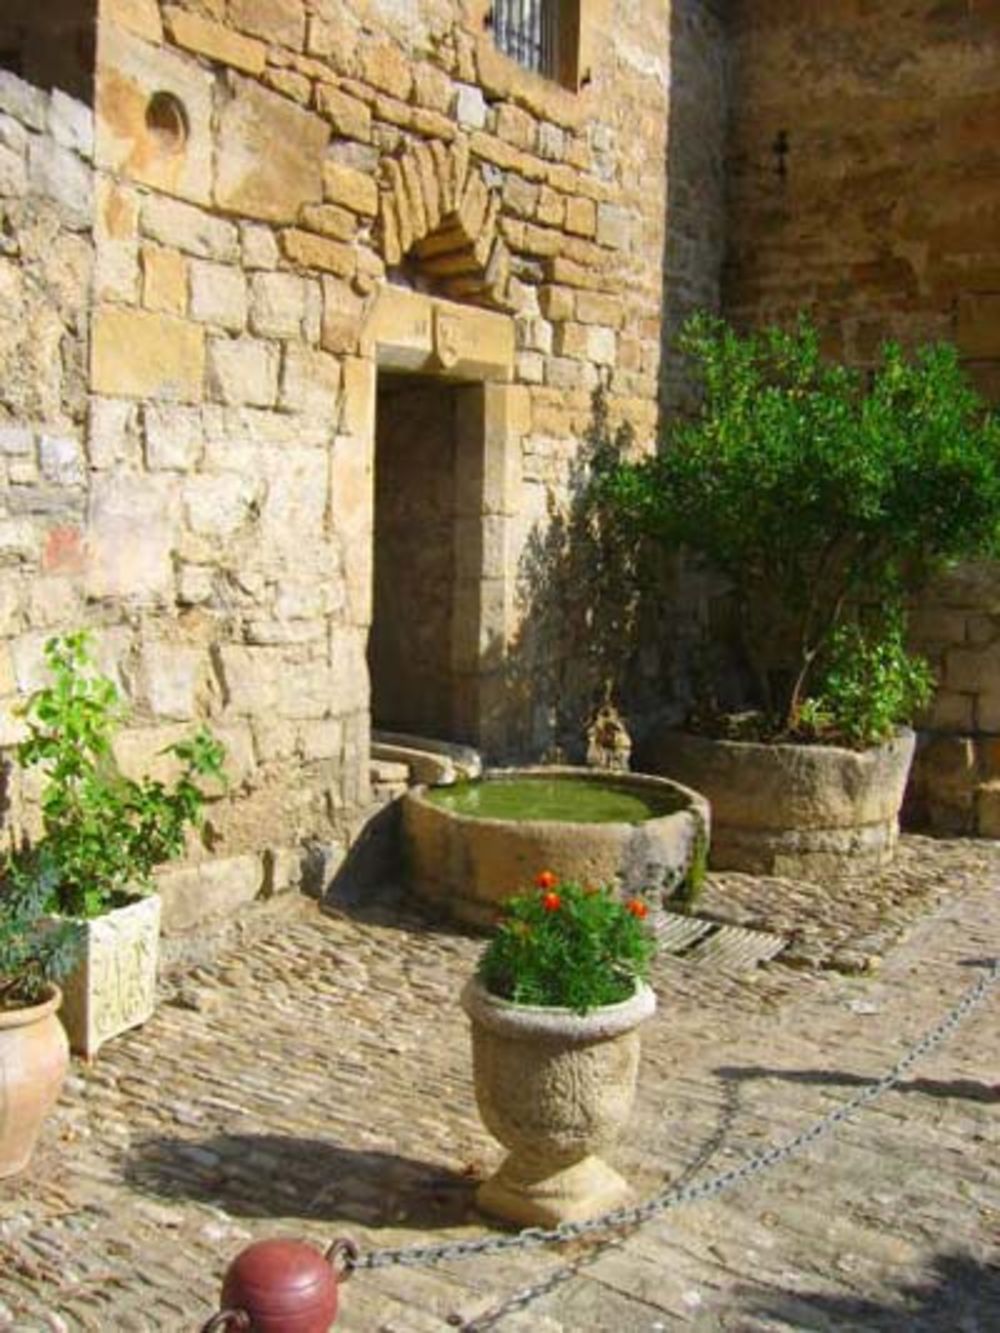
[12,632,226,918]
[477,872,655,1014]
[0,849,80,1008]
[798,614,935,749]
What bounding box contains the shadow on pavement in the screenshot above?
[737,1250,1000,1332]
[124,1132,480,1229]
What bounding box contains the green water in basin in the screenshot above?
[427,775,685,824]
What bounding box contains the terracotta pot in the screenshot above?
[461,977,656,1227]
[0,985,70,1178]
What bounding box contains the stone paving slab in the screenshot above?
[0,835,998,1330]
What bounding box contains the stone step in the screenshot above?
[370,757,411,786]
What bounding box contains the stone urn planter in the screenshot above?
[58,894,161,1060]
[461,976,657,1227]
[642,726,916,876]
[0,985,70,1177]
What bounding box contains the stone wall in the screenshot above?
[724,0,1000,834]
[0,0,678,941]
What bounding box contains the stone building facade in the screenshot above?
[1,0,997,950]
[0,0,680,946]
[724,0,1000,836]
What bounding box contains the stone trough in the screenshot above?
[402,765,710,927]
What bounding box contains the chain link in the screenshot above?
[345,957,998,1273]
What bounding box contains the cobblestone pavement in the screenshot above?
[0,835,998,1331]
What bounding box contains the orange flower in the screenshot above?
[535,870,558,890]
[626,899,648,919]
[541,892,562,912]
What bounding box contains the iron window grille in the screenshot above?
[491,0,563,81]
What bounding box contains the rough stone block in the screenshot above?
[456,83,487,129]
[157,854,264,933]
[216,77,327,223]
[206,337,279,407]
[241,223,280,269]
[945,644,1000,693]
[164,7,267,74]
[96,23,215,206]
[190,260,248,331]
[143,403,203,471]
[567,193,599,240]
[315,85,371,141]
[92,307,205,403]
[142,642,202,719]
[103,0,164,41]
[142,195,239,260]
[360,38,412,98]
[39,436,84,487]
[230,0,305,48]
[249,271,307,338]
[281,228,355,277]
[280,345,342,417]
[0,71,47,132]
[299,203,355,242]
[183,472,261,538]
[0,142,27,197]
[96,239,141,303]
[85,474,177,600]
[49,90,94,157]
[28,138,92,230]
[142,245,188,314]
[322,161,378,216]
[596,203,632,250]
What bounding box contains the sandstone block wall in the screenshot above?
[0,0,681,941]
[724,0,1000,833]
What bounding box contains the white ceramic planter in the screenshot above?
[462,977,657,1227]
[59,894,161,1059]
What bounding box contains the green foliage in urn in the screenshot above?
[601,314,1000,745]
[478,873,655,1014]
[11,632,226,919]
[0,849,79,1008]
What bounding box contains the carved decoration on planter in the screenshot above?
[378,136,513,311]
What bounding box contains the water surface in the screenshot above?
[428,775,684,824]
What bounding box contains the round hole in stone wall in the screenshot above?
[145,91,189,154]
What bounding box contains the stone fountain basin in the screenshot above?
[402,766,710,927]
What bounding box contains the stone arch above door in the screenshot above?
[378,137,512,312]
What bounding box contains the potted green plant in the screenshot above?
[12,632,225,1057]
[461,872,657,1227]
[0,849,79,1175]
[603,315,1000,874]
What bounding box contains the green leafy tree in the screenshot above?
[602,314,1000,743]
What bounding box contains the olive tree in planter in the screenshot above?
[603,315,1000,875]
[12,632,225,1057]
[462,873,657,1227]
[0,851,79,1175]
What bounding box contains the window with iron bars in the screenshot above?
[490,0,572,84]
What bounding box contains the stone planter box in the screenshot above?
[403,766,710,927]
[59,894,161,1060]
[462,977,657,1226]
[641,728,916,877]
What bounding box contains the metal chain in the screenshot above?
[345,957,999,1273]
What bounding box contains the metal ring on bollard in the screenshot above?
[199,1310,252,1333]
[325,1237,359,1283]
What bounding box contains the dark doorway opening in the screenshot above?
[370,373,466,741]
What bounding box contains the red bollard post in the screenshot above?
[200,1237,357,1333]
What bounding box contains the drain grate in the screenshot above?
[654,911,787,972]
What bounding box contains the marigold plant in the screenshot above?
[477,876,655,1014]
